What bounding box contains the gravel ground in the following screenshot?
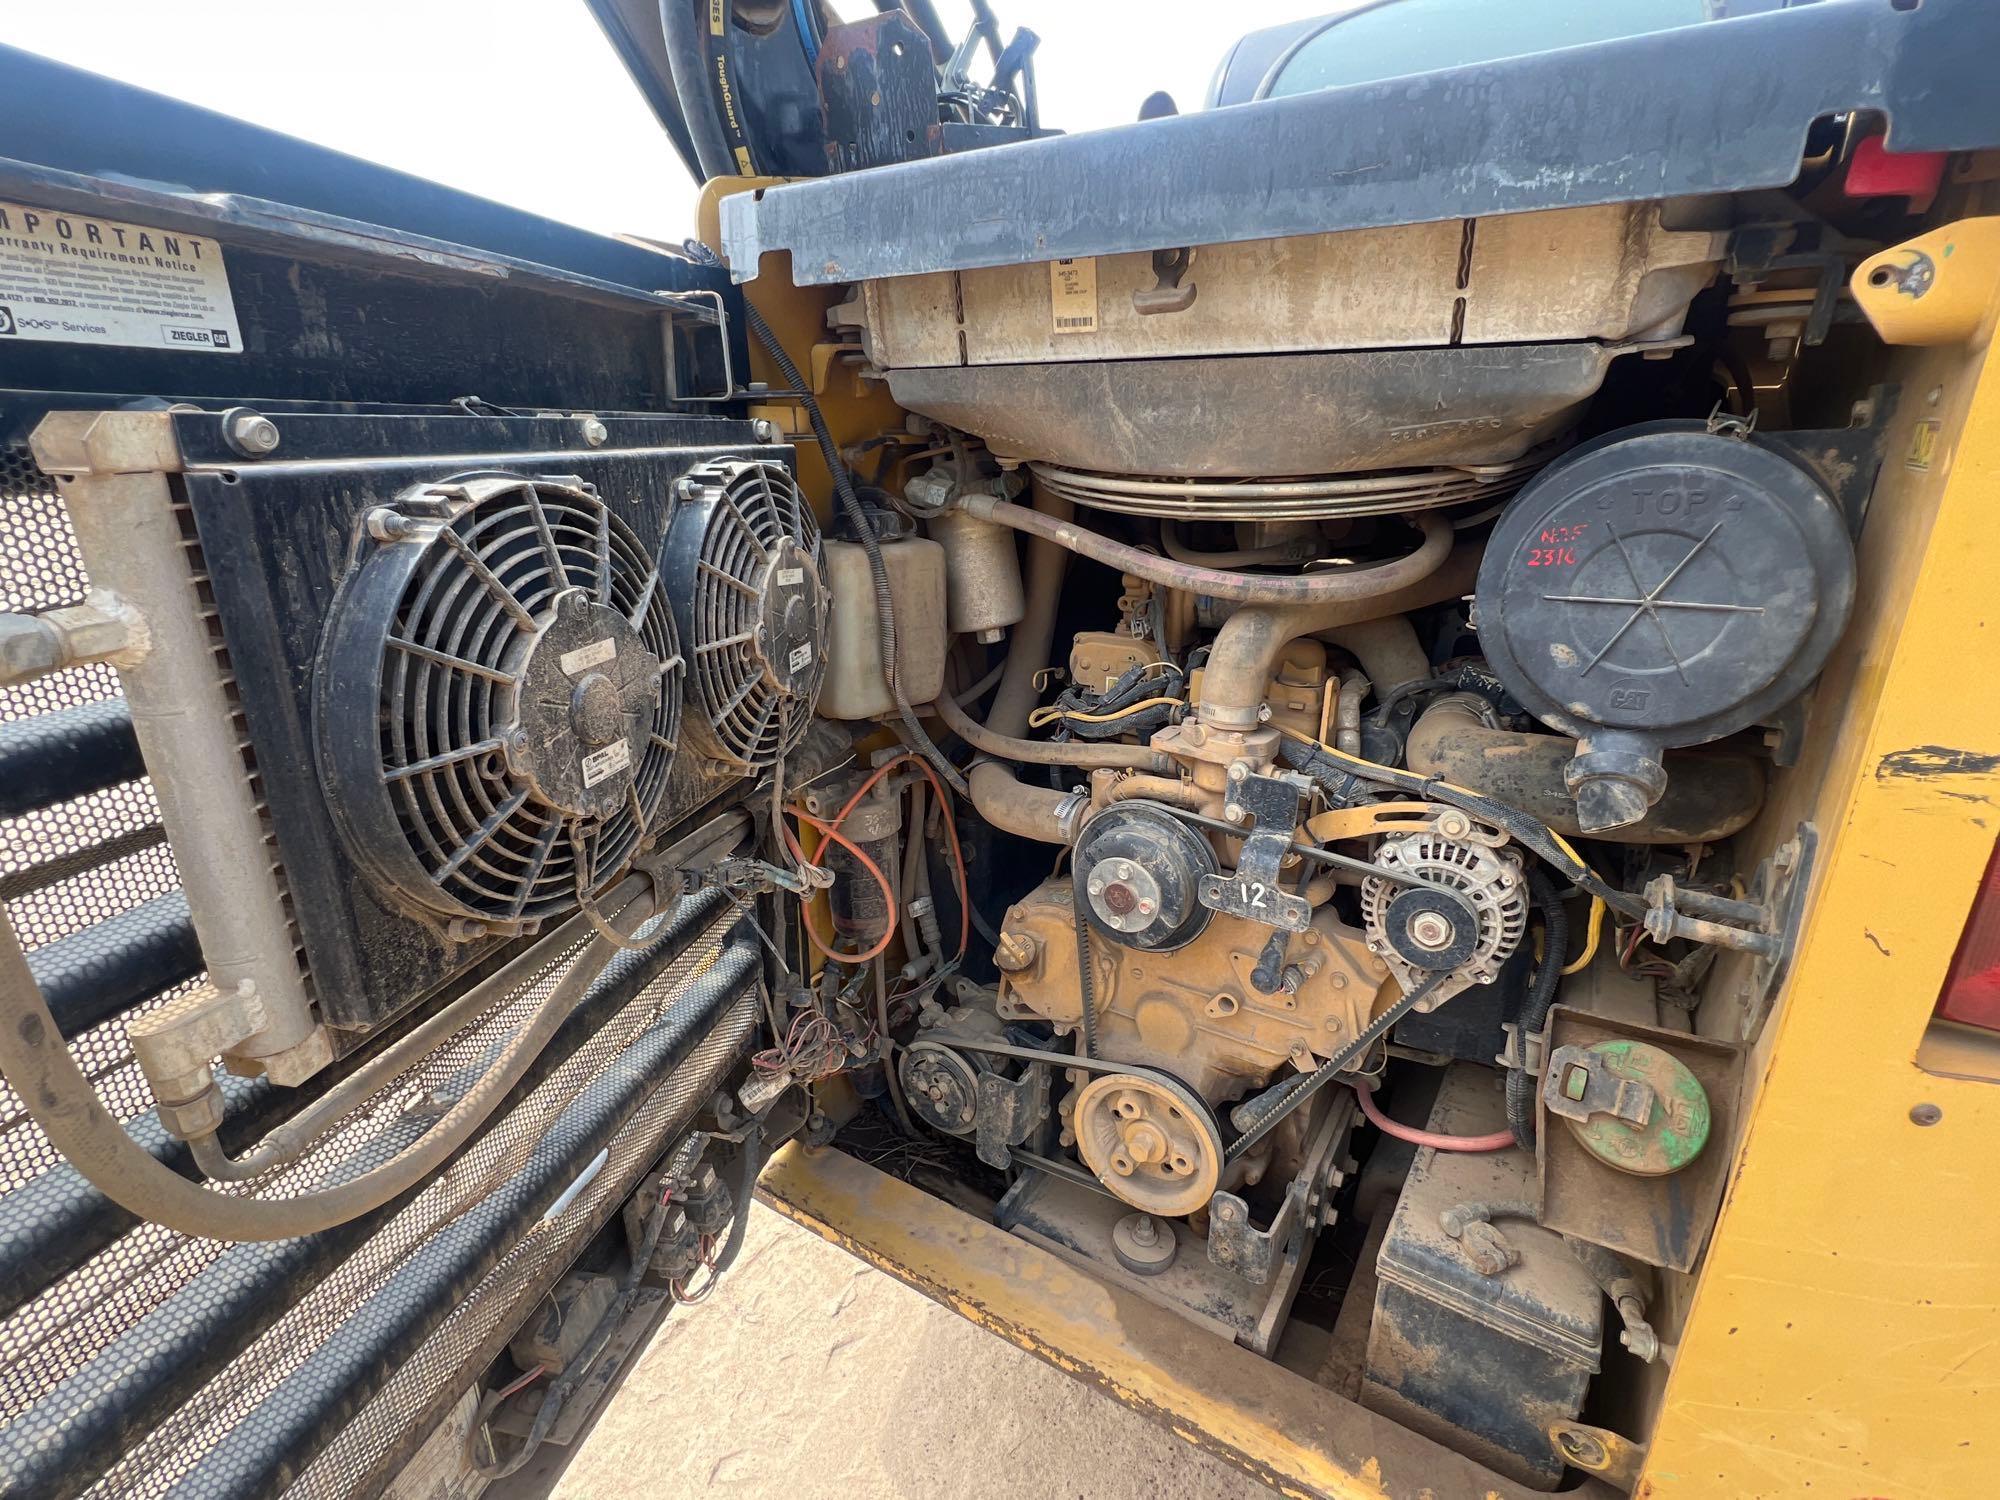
[500,1201,1278,1499]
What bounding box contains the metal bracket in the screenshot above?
[1199,771,1312,933]
[1548,1421,1648,1492]
[1206,1183,1303,1287]
[974,1060,1050,1170]
[1132,247,1197,315]
[1543,1044,1658,1128]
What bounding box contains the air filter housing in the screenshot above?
[664,458,828,771]
[317,474,683,930]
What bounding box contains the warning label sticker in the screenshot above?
[1049,257,1098,335]
[0,201,241,354]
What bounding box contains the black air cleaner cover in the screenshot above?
[1475,426,1854,751]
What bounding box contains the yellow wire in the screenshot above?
[1562,896,1605,975]
[1028,694,1186,727]
[1272,724,1614,894]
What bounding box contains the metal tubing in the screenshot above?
[1199,543,1481,731]
[0,915,750,1500]
[957,495,1453,605]
[40,428,323,1077]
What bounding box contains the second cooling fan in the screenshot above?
[664,457,829,772]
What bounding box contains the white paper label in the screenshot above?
[1049,257,1098,334]
[775,567,804,587]
[787,641,813,674]
[559,637,617,675]
[580,738,632,788]
[0,200,241,353]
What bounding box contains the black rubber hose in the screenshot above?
[0,697,142,818]
[708,1125,768,1276]
[1506,872,1569,1152]
[660,0,738,180]
[737,298,968,796]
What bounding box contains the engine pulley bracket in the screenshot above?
[1199,771,1312,933]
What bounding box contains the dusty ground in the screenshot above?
[506,1202,1277,1500]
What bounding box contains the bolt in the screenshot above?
[220,407,280,457]
[752,418,780,443]
[1910,1102,1943,1126]
[1227,761,1248,781]
[364,507,416,542]
[1216,1200,1239,1221]
[1557,1430,1607,1467]
[1225,805,1246,824]
[674,475,702,501]
[1136,899,1156,915]
[1130,1214,1159,1246]
[578,415,609,446]
[1408,912,1452,950]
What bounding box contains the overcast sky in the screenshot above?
[4,1,1334,244]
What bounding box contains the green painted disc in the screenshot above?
[1564,1039,1710,1177]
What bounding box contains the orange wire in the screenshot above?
[787,808,899,963]
[816,753,971,962]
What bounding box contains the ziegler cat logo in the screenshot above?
[0,306,15,335]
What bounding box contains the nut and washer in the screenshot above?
[220,407,281,458]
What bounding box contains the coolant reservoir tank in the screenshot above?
[818,535,948,720]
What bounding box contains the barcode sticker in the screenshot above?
[1049,257,1098,335]
[559,637,617,675]
[775,567,804,587]
[788,641,814,674]
[580,738,632,788]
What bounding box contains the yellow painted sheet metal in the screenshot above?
[759,1142,1618,1500]
[1642,278,2000,1495]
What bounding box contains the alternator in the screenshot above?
[1360,832,1529,1010]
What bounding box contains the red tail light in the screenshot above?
[1938,839,2000,1030]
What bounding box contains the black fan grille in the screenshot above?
[380,480,680,921]
[688,462,823,768]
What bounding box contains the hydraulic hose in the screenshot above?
[930,689,1171,770]
[188,893,643,1183]
[660,0,737,180]
[0,879,658,1242]
[1505,871,1568,1151]
[956,496,1453,606]
[740,300,967,797]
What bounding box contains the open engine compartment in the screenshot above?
[2,4,1999,1496]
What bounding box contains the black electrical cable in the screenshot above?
[731,293,968,798]
[1505,871,1569,1151]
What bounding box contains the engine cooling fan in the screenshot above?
[663,457,827,771]
[316,473,683,931]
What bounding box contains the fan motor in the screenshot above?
[664,457,829,772]
[316,472,684,931]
